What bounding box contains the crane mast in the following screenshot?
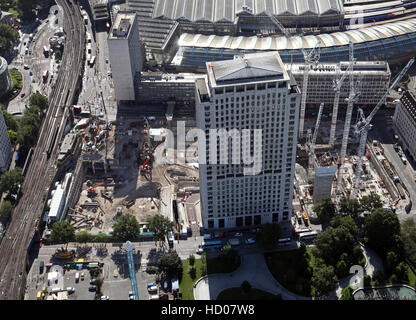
[266,12,320,139]
[329,42,354,148]
[351,58,414,198]
[308,102,324,181]
[336,42,359,193]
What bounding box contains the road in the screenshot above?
[0,0,85,300]
[370,111,416,219]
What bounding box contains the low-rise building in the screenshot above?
[393,90,416,161]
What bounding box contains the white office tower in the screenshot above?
[195,52,301,230]
[107,11,142,102]
[0,108,11,173]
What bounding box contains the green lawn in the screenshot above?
[217,288,282,300]
[9,69,22,91]
[179,259,204,300]
[179,253,241,300]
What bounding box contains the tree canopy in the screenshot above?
[361,208,401,257]
[360,192,383,213]
[0,167,22,199]
[400,218,416,267]
[1,106,18,132]
[29,93,48,111]
[146,214,174,243]
[329,215,358,238]
[51,221,75,248]
[158,252,182,278]
[112,213,140,241]
[256,223,282,250]
[313,198,336,223]
[0,24,19,56]
[16,0,37,21]
[310,264,338,297]
[0,200,13,224]
[339,196,360,217]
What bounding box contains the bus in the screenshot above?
[202,240,223,250]
[167,231,174,248]
[298,231,320,244]
[89,56,95,67]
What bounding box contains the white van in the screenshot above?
[75,272,80,282]
[149,294,159,300]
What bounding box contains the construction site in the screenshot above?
[292,54,414,229]
[63,110,202,238]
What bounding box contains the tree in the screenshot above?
[339,196,360,217]
[8,130,16,144]
[360,192,383,213]
[188,267,196,280]
[311,264,338,297]
[189,254,195,266]
[1,106,18,132]
[330,215,358,238]
[16,0,37,21]
[372,269,386,286]
[313,198,336,224]
[0,200,13,224]
[112,213,140,242]
[313,226,356,266]
[400,218,416,267]
[336,260,348,278]
[340,285,353,300]
[256,223,282,250]
[0,167,22,198]
[385,251,399,274]
[29,93,48,111]
[0,24,19,56]
[363,275,372,287]
[361,208,401,257]
[241,280,252,293]
[51,221,75,249]
[75,231,91,244]
[146,214,174,245]
[158,252,182,278]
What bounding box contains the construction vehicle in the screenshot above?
[302,212,309,226]
[37,287,47,300]
[123,199,135,208]
[87,182,104,197]
[352,58,414,198]
[266,12,321,139]
[140,156,151,175]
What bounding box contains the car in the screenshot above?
[234,232,243,237]
[196,247,204,254]
[28,50,32,54]
[90,279,96,285]
[147,285,157,292]
[39,261,44,274]
[54,10,58,14]
[32,79,35,83]
[80,272,84,280]
[105,58,108,63]
[107,71,111,77]
[25,48,28,54]
[147,283,156,288]
[66,287,75,293]
[101,295,109,300]
[20,92,25,97]
[29,70,32,76]
[245,237,256,245]
[88,285,96,291]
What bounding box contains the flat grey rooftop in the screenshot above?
[207,52,287,86]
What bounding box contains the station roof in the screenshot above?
[153,0,343,23]
[177,17,416,50]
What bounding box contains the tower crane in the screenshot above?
[336,41,360,193]
[266,12,321,139]
[351,58,414,198]
[329,41,354,148]
[307,102,324,181]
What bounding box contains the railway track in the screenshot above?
[0,0,85,300]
